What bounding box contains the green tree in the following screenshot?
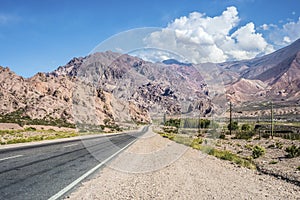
[228,121,239,131]
[241,123,251,131]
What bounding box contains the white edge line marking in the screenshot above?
[63,144,78,148]
[48,138,137,200]
[0,154,23,161]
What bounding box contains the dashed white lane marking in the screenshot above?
[63,143,78,148]
[48,139,137,200]
[0,154,23,161]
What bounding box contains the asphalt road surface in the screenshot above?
[0,126,148,200]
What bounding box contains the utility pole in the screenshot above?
[271,101,274,139]
[198,101,202,130]
[229,101,232,135]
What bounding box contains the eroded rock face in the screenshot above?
[1,38,299,126]
[0,52,211,126]
[222,39,300,104]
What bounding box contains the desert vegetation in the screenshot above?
[0,108,75,128]
[0,127,78,145]
[155,116,300,185]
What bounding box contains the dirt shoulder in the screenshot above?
[67,127,299,200]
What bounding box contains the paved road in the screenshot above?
[0,126,148,200]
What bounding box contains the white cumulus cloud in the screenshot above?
[144,6,274,63]
[263,17,300,47]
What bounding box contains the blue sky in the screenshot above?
[0,0,300,77]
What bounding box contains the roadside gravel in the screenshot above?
[67,127,300,200]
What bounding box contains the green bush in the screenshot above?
[25,127,37,131]
[285,145,300,158]
[164,118,180,128]
[268,142,283,149]
[234,131,255,140]
[275,142,283,149]
[252,145,265,159]
[207,148,256,169]
[244,144,253,150]
[162,126,178,133]
[228,121,239,131]
[190,137,203,149]
[241,124,251,131]
[0,108,76,128]
[219,134,226,139]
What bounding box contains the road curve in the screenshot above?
[0,126,148,200]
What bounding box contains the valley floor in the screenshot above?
[67,128,299,200]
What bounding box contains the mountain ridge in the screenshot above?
[0,38,299,127]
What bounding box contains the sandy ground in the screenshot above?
[67,128,300,200]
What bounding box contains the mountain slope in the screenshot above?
[0,38,299,126]
[223,39,300,103]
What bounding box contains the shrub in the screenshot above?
[199,119,211,129]
[244,144,253,150]
[219,134,226,139]
[262,133,270,139]
[25,127,37,131]
[252,145,265,159]
[234,131,255,140]
[241,124,251,131]
[190,137,203,149]
[164,118,180,128]
[275,142,283,149]
[228,121,239,131]
[297,166,300,171]
[269,141,283,149]
[207,148,256,169]
[285,145,300,158]
[162,126,178,133]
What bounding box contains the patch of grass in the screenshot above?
[162,126,178,134]
[244,144,253,150]
[158,131,256,169]
[267,144,275,148]
[207,148,255,169]
[252,145,265,159]
[24,127,37,131]
[2,131,79,145]
[297,166,300,171]
[268,141,283,149]
[161,133,175,140]
[0,108,76,128]
[285,145,300,158]
[190,137,203,150]
[236,143,241,147]
[219,134,226,139]
[233,131,256,140]
[275,141,283,149]
[172,135,193,146]
[269,160,278,164]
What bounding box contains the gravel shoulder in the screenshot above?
[67,127,300,200]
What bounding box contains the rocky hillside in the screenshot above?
[64,52,213,125]
[0,52,212,127]
[0,39,299,127]
[0,67,74,124]
[223,38,300,105]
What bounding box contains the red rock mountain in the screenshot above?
[0,39,299,127]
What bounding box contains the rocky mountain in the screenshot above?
[70,52,213,126]
[0,67,75,124]
[0,38,299,127]
[0,51,213,128]
[223,38,300,104]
